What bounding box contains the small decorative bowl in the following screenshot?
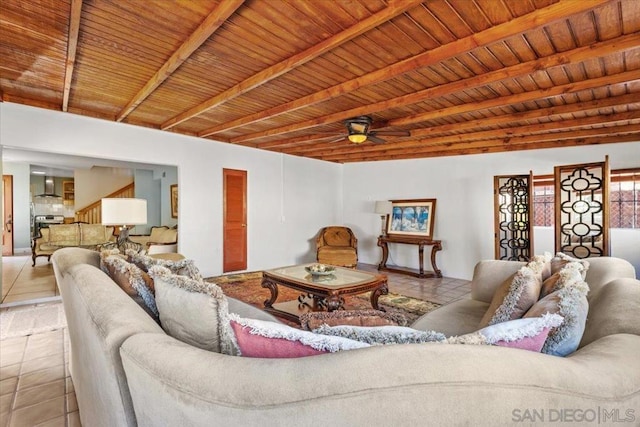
[305,264,336,276]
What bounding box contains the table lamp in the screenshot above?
[101,198,147,252]
[374,200,392,236]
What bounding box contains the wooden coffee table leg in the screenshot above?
[325,292,344,311]
[261,276,279,309]
[370,282,389,311]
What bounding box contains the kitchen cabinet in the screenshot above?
[63,180,75,204]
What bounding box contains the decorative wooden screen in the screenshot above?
[494,172,534,261]
[554,157,610,258]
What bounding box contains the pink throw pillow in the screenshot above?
[230,321,326,358]
[493,327,551,352]
[477,314,563,353]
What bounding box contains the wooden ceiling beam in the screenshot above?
[298,111,640,157]
[116,0,245,122]
[62,0,83,112]
[249,33,640,149]
[335,136,640,163]
[228,0,615,143]
[161,0,424,130]
[259,92,640,150]
[318,124,640,162]
[387,68,640,126]
[408,93,640,139]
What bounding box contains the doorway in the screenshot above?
[3,175,14,256]
[223,169,247,272]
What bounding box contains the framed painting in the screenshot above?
[387,199,436,238]
[170,184,178,218]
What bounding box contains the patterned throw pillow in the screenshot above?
[229,314,369,358]
[101,255,158,318]
[149,265,234,355]
[524,280,589,356]
[477,314,564,352]
[312,324,446,345]
[479,258,545,327]
[540,261,585,298]
[127,249,202,281]
[299,309,407,331]
[550,252,589,280]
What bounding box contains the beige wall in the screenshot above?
[74,166,134,210]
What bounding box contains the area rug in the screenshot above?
[0,302,67,340]
[206,271,441,325]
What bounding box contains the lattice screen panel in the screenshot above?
[554,158,610,258]
[494,173,534,261]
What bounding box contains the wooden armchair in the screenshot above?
[316,226,358,268]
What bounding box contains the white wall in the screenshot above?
[0,103,342,277]
[344,143,640,280]
[74,166,134,210]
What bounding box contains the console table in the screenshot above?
[377,235,442,278]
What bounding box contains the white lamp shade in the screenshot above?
[101,198,147,225]
[374,200,393,215]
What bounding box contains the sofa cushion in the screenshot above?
[479,261,543,327]
[312,324,446,345]
[580,278,640,347]
[410,299,489,337]
[477,314,564,352]
[101,255,158,318]
[299,309,406,331]
[149,265,234,355]
[48,224,79,246]
[154,228,177,244]
[229,314,369,358]
[80,224,111,245]
[127,250,202,281]
[524,280,589,356]
[322,227,353,246]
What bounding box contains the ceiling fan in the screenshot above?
[338,116,410,144]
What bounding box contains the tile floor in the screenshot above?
[2,256,58,305]
[0,329,79,427]
[0,255,471,426]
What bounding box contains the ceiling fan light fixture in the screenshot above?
[347,134,368,143]
[345,115,372,144]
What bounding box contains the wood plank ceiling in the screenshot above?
[1,0,639,163]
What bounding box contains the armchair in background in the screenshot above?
[316,226,358,268]
[130,226,178,255]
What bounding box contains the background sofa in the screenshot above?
[52,248,640,426]
[32,223,115,266]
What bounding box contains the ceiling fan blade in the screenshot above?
[367,135,386,144]
[373,130,411,137]
[328,136,346,143]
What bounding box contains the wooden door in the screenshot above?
[223,169,247,272]
[3,175,14,256]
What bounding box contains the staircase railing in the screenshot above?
[75,183,135,224]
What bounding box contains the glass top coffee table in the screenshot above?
[261,263,388,324]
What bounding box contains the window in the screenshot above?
[533,175,554,227]
[533,168,640,229]
[610,169,640,228]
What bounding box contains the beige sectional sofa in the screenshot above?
[32,223,115,266]
[52,248,640,427]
